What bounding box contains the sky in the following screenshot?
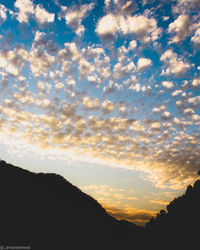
[0,0,200,225]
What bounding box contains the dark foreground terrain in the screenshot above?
[0,160,143,250]
[0,160,200,249]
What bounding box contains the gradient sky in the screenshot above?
[0,0,200,225]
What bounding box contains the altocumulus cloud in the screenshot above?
[0,0,199,193]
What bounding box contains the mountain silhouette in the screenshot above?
[1,160,200,250]
[0,160,143,250]
[145,177,200,249]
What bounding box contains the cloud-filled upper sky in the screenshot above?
[0,0,200,225]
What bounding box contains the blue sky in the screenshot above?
[0,0,200,225]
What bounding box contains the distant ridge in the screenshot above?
[0,160,143,250]
[145,175,200,249]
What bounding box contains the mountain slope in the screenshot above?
[145,177,200,248]
[0,160,143,250]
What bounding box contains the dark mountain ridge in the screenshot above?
[1,159,200,249]
[0,160,143,250]
[145,176,200,249]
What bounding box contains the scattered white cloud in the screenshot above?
[35,4,55,24]
[102,100,115,114]
[60,3,94,36]
[82,97,100,110]
[14,0,34,23]
[103,81,122,94]
[183,108,194,115]
[137,58,152,72]
[0,50,25,76]
[78,58,95,80]
[162,81,174,89]
[173,0,200,14]
[96,13,118,40]
[172,90,182,97]
[128,40,137,50]
[191,28,200,47]
[161,49,191,77]
[163,16,169,21]
[188,95,200,107]
[29,48,55,76]
[55,82,64,90]
[0,4,7,24]
[192,78,200,88]
[113,61,135,79]
[161,111,171,120]
[153,105,166,113]
[96,13,162,43]
[168,15,192,43]
[58,42,80,61]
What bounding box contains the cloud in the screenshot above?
[128,40,137,50]
[192,114,200,121]
[105,206,156,223]
[35,5,55,24]
[191,28,200,47]
[151,122,161,131]
[1,88,199,191]
[81,183,154,224]
[32,31,59,54]
[129,83,141,92]
[121,0,135,15]
[78,58,95,80]
[58,42,80,61]
[160,49,191,77]
[152,105,166,113]
[161,111,172,121]
[37,81,45,92]
[82,97,100,110]
[60,3,94,36]
[0,49,25,76]
[172,90,182,97]
[168,15,192,43]
[192,78,200,88]
[173,0,200,14]
[137,58,152,72]
[113,61,135,79]
[88,116,103,133]
[61,61,73,75]
[14,0,55,25]
[130,120,145,132]
[188,95,200,107]
[183,108,194,116]
[0,4,199,196]
[162,81,174,89]
[102,100,115,114]
[95,13,118,40]
[0,4,7,24]
[96,13,162,43]
[82,184,127,199]
[103,81,121,94]
[150,200,169,205]
[55,82,64,90]
[104,0,136,14]
[29,48,55,76]
[14,0,34,23]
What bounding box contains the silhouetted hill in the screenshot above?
[145,178,200,249]
[0,160,143,250]
[1,159,199,249]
